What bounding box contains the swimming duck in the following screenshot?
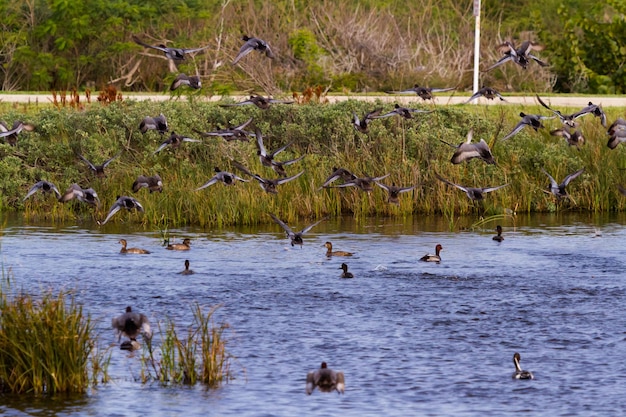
[440,129,496,165]
[374,181,417,205]
[420,244,443,262]
[196,168,248,191]
[269,213,326,247]
[233,161,304,194]
[512,352,534,380]
[112,306,152,342]
[550,127,585,149]
[339,263,354,278]
[572,101,607,127]
[192,117,253,142]
[78,152,121,178]
[464,86,507,104]
[541,167,585,200]
[606,118,626,149]
[486,40,548,71]
[318,167,357,190]
[255,128,304,177]
[501,112,555,141]
[536,95,579,128]
[139,114,168,135]
[371,103,434,119]
[219,95,294,110]
[58,183,100,207]
[132,35,210,61]
[305,362,345,395]
[179,259,194,275]
[118,238,151,254]
[0,120,35,146]
[330,173,391,193]
[232,35,275,65]
[23,180,61,201]
[167,238,191,251]
[493,225,504,242]
[99,195,144,225]
[324,242,353,257]
[153,131,202,154]
[132,174,163,193]
[352,108,382,133]
[388,84,456,101]
[170,73,201,91]
[435,174,509,201]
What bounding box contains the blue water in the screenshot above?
[0,214,625,416]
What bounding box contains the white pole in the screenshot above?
[472,0,481,103]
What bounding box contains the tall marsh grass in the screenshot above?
[141,304,234,387]
[0,274,109,394]
[2,99,626,228]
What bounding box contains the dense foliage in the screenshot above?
[1,97,625,228]
[0,0,623,93]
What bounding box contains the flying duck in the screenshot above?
[486,40,548,71]
[0,120,35,146]
[441,129,496,165]
[132,175,163,193]
[232,35,274,65]
[192,117,254,142]
[23,180,61,201]
[269,213,326,247]
[550,127,585,149]
[541,167,585,199]
[388,84,456,101]
[352,108,382,133]
[305,362,345,395]
[99,196,144,225]
[132,35,210,61]
[371,103,434,119]
[330,173,391,193]
[607,118,626,149]
[112,306,152,342]
[233,161,304,194]
[572,101,607,127]
[153,132,202,154]
[318,167,357,190]
[58,183,99,207]
[219,95,294,110]
[170,73,201,90]
[195,168,248,190]
[139,114,168,135]
[435,173,509,200]
[501,112,555,141]
[78,152,121,178]
[464,86,507,104]
[374,181,417,205]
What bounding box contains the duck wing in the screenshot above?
[269,213,295,239]
[561,168,585,187]
[481,183,510,194]
[275,170,304,185]
[299,216,327,235]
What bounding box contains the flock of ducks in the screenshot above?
[9,33,611,394]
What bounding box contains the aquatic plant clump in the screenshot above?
[141,304,234,387]
[0,280,109,394]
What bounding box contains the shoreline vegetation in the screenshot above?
[1,95,625,229]
[0,271,233,394]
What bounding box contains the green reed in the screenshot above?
[0,273,110,394]
[4,99,626,228]
[141,304,234,387]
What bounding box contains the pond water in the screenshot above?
[0,212,625,416]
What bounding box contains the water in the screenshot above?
[0,213,625,416]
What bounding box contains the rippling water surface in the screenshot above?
[0,213,625,416]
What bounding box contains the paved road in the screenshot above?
[1,93,624,107]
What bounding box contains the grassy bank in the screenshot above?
[1,97,625,228]
[0,274,109,394]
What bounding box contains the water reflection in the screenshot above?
[0,212,625,416]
